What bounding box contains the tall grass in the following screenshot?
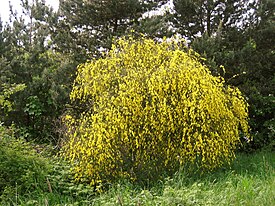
[1,150,274,206]
[90,151,275,206]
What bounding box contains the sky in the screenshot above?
[1,0,59,24]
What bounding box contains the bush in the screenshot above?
[0,124,50,200]
[62,36,250,186]
[191,32,274,152]
[240,82,275,152]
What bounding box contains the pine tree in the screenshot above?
[173,0,253,39]
[183,0,274,150]
[0,0,75,143]
[52,0,169,61]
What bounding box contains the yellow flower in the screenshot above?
[62,35,250,186]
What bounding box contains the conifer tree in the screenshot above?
[53,0,169,61]
[184,0,274,150]
[0,0,74,142]
[173,0,254,39]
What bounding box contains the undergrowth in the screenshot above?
[0,146,274,205]
[1,121,274,205]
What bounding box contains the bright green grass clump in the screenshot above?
[0,125,94,205]
[62,35,250,186]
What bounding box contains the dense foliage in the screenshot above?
[0,124,95,204]
[189,0,275,151]
[0,1,76,143]
[0,0,273,204]
[55,0,169,60]
[173,0,253,38]
[0,125,49,199]
[63,36,249,186]
[0,0,272,150]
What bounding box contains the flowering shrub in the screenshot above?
[62,36,249,185]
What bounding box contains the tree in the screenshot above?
[0,0,75,143]
[173,0,254,39]
[240,0,275,150]
[187,0,275,150]
[133,10,175,38]
[52,0,169,61]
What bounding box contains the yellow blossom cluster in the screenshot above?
[62,36,250,186]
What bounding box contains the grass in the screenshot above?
[89,151,275,206]
[1,150,274,206]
